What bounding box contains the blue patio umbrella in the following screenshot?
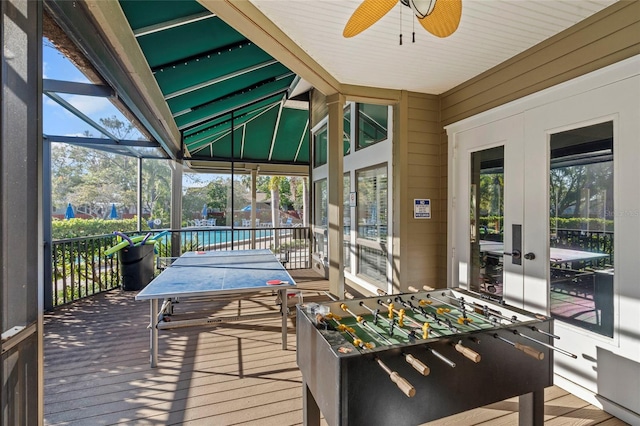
[109,203,118,219]
[202,203,208,219]
[64,202,75,220]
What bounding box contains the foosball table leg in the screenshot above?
[303,380,320,426]
[519,388,544,426]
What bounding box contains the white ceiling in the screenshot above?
[250,0,618,94]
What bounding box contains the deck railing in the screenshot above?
[552,229,614,266]
[50,227,311,309]
[51,234,122,307]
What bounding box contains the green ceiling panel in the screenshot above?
[119,0,309,165]
[167,63,290,113]
[137,19,245,69]
[119,0,207,30]
[240,105,279,160]
[233,126,245,159]
[209,131,232,159]
[154,44,273,96]
[183,95,283,139]
[185,109,265,149]
[174,76,295,130]
[184,105,276,153]
[271,108,309,162]
[186,128,229,153]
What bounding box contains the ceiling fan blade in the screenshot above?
[343,0,398,38]
[416,0,462,38]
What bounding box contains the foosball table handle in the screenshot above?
[454,342,481,363]
[404,353,430,376]
[389,371,416,398]
[514,342,545,360]
[376,358,416,397]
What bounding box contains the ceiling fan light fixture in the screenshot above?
[343,0,461,39]
[409,0,437,19]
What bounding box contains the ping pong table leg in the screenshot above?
[150,299,158,368]
[280,288,287,349]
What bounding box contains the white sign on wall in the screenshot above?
[414,199,431,219]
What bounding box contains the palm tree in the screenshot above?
[269,176,285,247]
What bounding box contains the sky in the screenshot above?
[43,38,143,139]
[44,38,227,188]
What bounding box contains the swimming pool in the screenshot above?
[181,228,273,250]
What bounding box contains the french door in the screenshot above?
[522,77,638,398]
[451,69,639,407]
[452,114,526,308]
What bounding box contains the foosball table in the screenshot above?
[297,287,575,426]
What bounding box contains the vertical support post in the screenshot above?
[137,157,143,232]
[42,138,53,311]
[326,93,345,297]
[302,176,309,227]
[251,168,257,249]
[519,389,544,426]
[230,113,235,249]
[1,0,43,422]
[170,161,183,258]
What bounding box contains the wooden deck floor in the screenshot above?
[44,270,627,425]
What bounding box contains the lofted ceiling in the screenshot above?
[45,0,621,171]
[249,0,619,94]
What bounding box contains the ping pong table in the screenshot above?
[480,241,609,264]
[135,249,297,367]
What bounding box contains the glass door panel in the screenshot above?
[549,121,614,337]
[470,146,505,299]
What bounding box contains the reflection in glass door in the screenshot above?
[470,146,505,299]
[549,122,614,337]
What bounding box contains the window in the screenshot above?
[312,102,393,288]
[344,106,351,156]
[314,179,328,261]
[469,146,505,299]
[549,121,614,337]
[356,103,388,150]
[344,173,351,271]
[313,125,327,167]
[357,165,388,244]
[356,165,388,286]
[358,246,387,284]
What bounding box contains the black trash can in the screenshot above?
[119,244,155,291]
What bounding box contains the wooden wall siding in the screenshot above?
[440,0,640,127]
[401,92,444,289]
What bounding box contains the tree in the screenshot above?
[268,176,285,226]
[142,159,171,221]
[256,175,295,211]
[206,176,231,211]
[550,162,612,220]
[50,116,171,222]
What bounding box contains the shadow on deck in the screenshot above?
[44,269,626,425]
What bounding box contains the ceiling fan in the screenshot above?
[343,0,462,39]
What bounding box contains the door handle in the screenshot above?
[503,249,521,260]
[524,252,536,260]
